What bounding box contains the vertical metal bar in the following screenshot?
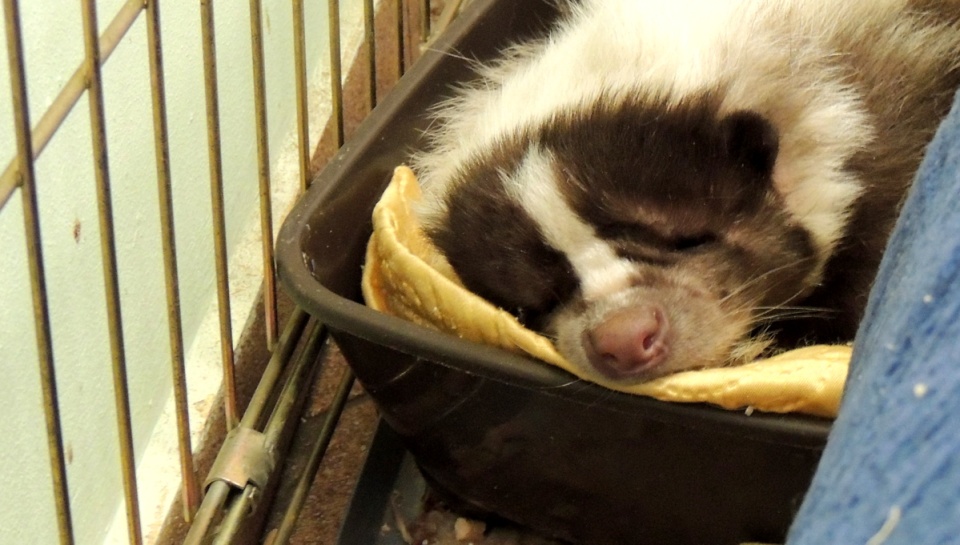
[328,0,344,149]
[249,0,279,349]
[3,1,75,543]
[396,0,405,76]
[270,369,355,545]
[292,0,310,193]
[144,0,201,521]
[363,0,377,109]
[80,1,142,543]
[420,0,431,43]
[199,0,239,430]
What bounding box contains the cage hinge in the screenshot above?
[204,426,275,494]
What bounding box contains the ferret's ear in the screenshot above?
[720,110,779,177]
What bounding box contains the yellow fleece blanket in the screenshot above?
[361,166,850,417]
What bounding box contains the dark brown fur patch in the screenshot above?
[536,97,819,316]
[427,144,580,329]
[537,94,776,231]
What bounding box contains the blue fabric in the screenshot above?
[786,91,960,544]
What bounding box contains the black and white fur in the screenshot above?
[413,0,960,384]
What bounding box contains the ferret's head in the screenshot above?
[417,99,826,384]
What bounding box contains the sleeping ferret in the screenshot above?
[412,0,960,384]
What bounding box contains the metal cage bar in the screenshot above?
[248,0,280,351]
[2,1,75,542]
[433,0,464,43]
[292,0,311,194]
[188,1,459,541]
[80,0,143,542]
[211,323,330,545]
[328,0,345,149]
[364,0,378,109]
[271,370,356,544]
[1,0,462,541]
[244,308,310,429]
[0,0,143,212]
[144,0,201,521]
[420,0,431,44]
[396,0,406,75]
[199,0,240,430]
[184,309,310,544]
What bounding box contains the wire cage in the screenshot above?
[1,1,461,543]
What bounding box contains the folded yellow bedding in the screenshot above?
[362,166,850,417]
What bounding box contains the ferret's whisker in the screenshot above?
[719,256,816,306]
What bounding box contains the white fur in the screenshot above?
[503,149,637,301]
[414,0,945,271]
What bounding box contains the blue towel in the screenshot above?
[787,91,960,544]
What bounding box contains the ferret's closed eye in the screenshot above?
[671,233,718,252]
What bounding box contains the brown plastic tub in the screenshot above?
[276,1,830,543]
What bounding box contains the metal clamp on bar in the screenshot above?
[204,427,275,498]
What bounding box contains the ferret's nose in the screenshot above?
[583,304,670,379]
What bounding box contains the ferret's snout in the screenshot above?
[582,304,670,380]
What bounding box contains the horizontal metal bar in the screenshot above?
[212,483,260,545]
[262,324,328,445]
[203,426,274,492]
[0,0,145,212]
[271,369,356,545]
[183,309,309,542]
[211,322,328,544]
[244,307,310,429]
[183,480,230,545]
